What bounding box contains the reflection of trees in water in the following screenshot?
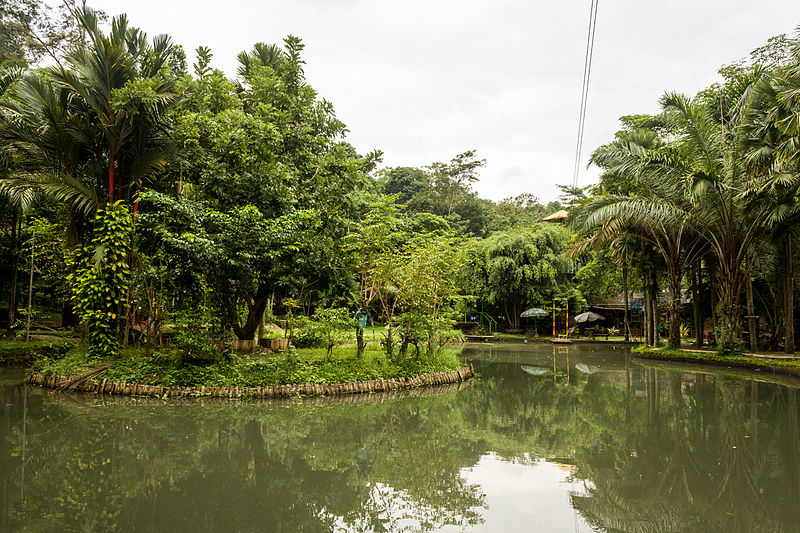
[4,361,800,531]
[0,387,486,531]
[570,369,800,532]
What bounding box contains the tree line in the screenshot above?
[571,31,800,353]
[0,5,576,361]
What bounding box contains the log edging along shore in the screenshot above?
[27,365,475,399]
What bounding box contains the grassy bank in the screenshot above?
[30,344,464,388]
[633,346,800,378]
[0,339,75,365]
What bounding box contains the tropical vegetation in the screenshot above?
[2,3,800,389]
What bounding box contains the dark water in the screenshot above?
[2,343,800,532]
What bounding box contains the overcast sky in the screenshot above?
[91,0,800,203]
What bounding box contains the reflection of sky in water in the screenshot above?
[335,454,593,532]
[444,454,592,532]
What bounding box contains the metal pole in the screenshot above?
[25,230,34,342]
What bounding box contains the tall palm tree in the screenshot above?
[237,42,285,79]
[661,91,764,347]
[574,127,702,348]
[0,9,180,338]
[52,8,179,203]
[0,65,26,335]
[740,36,800,353]
[1,8,178,214]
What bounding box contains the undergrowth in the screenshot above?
[31,344,464,388]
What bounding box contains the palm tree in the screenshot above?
[237,42,285,79]
[661,91,764,348]
[574,127,702,348]
[1,8,178,213]
[0,65,25,335]
[52,8,179,203]
[0,8,180,338]
[740,36,800,352]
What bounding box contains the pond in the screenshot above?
[2,343,800,532]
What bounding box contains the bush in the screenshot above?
[173,313,226,365]
[1,340,74,365]
[292,308,353,359]
[291,316,324,348]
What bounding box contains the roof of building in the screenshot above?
[542,210,569,223]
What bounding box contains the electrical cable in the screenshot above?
[572,0,599,188]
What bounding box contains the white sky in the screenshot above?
[89,0,800,203]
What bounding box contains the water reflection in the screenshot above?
[2,344,800,531]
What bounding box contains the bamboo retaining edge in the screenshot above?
[27,366,474,400]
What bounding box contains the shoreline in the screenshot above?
[633,347,800,378]
[28,365,475,399]
[468,337,641,346]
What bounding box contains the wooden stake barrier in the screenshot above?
[28,366,475,400]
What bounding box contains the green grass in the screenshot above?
[0,339,75,365]
[633,346,800,378]
[31,343,465,388]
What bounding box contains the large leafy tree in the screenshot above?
[469,225,578,330]
[147,38,379,339]
[376,151,492,237]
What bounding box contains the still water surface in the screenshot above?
[2,343,800,532]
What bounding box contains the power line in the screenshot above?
[572,0,599,188]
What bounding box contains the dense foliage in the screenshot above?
[2,3,799,372]
[571,31,800,353]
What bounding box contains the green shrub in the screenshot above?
[291,316,323,348]
[173,314,226,365]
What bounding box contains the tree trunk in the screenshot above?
[745,255,757,353]
[708,259,718,332]
[644,283,653,347]
[356,326,365,359]
[651,287,660,347]
[692,264,703,347]
[623,264,630,342]
[716,264,744,346]
[667,268,682,348]
[6,211,19,337]
[785,232,795,354]
[511,299,520,329]
[108,148,116,198]
[61,301,80,328]
[385,323,394,358]
[233,290,270,340]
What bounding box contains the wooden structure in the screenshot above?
[552,298,570,341]
[465,335,494,343]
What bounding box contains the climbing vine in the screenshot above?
[70,201,132,357]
